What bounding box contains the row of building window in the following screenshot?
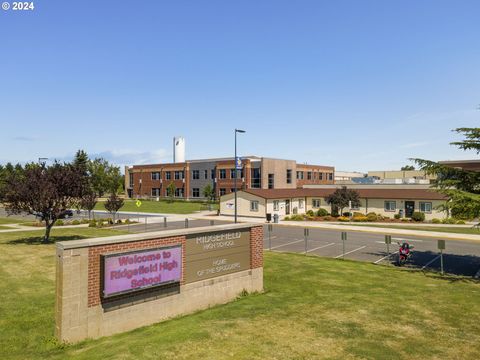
[151,171,185,180]
[296,171,333,181]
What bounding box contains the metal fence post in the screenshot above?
[164,217,167,228]
[341,232,347,260]
[304,228,309,254]
[210,220,214,226]
[268,224,273,251]
[185,218,189,228]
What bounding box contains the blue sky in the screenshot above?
[1,0,479,172]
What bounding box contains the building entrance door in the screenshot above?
[405,201,415,217]
[285,200,290,215]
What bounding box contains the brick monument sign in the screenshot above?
[55,223,263,342]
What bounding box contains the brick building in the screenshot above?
[125,156,334,200]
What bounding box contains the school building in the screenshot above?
[125,156,335,200]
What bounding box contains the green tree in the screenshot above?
[325,187,361,216]
[412,127,480,220]
[202,184,215,202]
[166,182,176,203]
[104,193,124,222]
[401,165,415,171]
[87,158,122,197]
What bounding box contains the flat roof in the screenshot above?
[240,188,446,200]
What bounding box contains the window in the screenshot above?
[230,169,236,179]
[319,173,324,180]
[312,199,321,208]
[174,188,184,197]
[219,169,226,179]
[251,168,261,188]
[296,171,304,180]
[219,188,226,196]
[307,172,312,180]
[230,188,235,193]
[286,169,292,184]
[384,201,396,212]
[273,200,279,211]
[174,171,184,180]
[192,188,200,198]
[204,170,208,179]
[151,188,160,197]
[165,171,171,180]
[129,172,133,187]
[328,173,333,181]
[420,202,432,213]
[192,170,200,180]
[211,169,216,179]
[268,174,274,189]
[250,200,259,212]
[299,199,304,209]
[151,172,160,180]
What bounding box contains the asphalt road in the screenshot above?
[262,224,480,277]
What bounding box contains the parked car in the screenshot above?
[59,209,74,219]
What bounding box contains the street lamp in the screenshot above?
[234,129,246,223]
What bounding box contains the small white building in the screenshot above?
[220,188,448,221]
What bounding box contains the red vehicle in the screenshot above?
[397,241,414,266]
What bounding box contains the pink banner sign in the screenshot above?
[103,245,182,298]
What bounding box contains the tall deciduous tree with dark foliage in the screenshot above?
[325,186,361,216]
[412,127,480,220]
[1,162,88,243]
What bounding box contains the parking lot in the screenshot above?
[262,224,480,277]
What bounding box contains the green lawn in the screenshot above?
[348,224,480,235]
[1,230,480,360]
[95,199,218,214]
[0,225,14,230]
[0,216,29,225]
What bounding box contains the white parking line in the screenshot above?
[307,242,335,253]
[393,237,423,243]
[334,246,367,259]
[263,236,277,240]
[374,252,396,264]
[421,255,441,270]
[270,239,304,250]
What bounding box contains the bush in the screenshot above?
[431,218,441,224]
[88,220,97,227]
[394,214,401,220]
[306,210,315,217]
[125,218,131,224]
[353,212,364,217]
[283,216,290,221]
[411,212,425,222]
[456,220,466,225]
[366,213,378,222]
[316,208,329,217]
[71,220,81,225]
[116,219,123,224]
[353,216,368,222]
[338,216,350,222]
[55,219,64,226]
[290,214,305,221]
[442,218,456,224]
[81,219,90,224]
[343,212,352,217]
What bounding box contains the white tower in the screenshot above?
[173,136,185,163]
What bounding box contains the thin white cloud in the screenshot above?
[399,141,429,149]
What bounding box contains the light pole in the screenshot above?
[234,129,246,223]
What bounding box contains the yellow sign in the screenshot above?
[135,200,142,208]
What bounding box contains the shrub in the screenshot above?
[116,219,123,224]
[321,216,333,221]
[394,214,401,220]
[306,210,315,217]
[401,218,410,222]
[353,212,364,217]
[71,220,81,225]
[316,208,329,217]
[88,220,97,227]
[411,212,425,222]
[55,219,64,226]
[366,213,378,222]
[290,214,305,221]
[125,218,131,224]
[338,216,350,222]
[343,212,352,217]
[81,219,90,224]
[431,218,441,224]
[353,216,368,222]
[456,220,466,225]
[283,216,290,221]
[442,218,456,224]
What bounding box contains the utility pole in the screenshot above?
[234,129,246,223]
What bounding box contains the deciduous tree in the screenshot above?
[325,187,361,216]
